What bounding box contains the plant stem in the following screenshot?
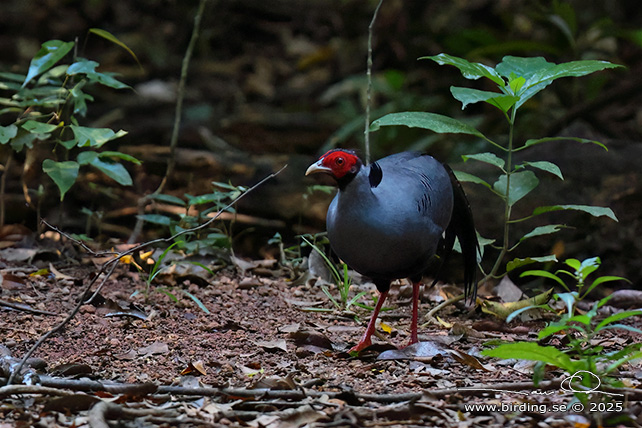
[128,0,210,243]
[485,108,517,280]
[364,0,384,165]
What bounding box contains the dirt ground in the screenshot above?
[1,235,642,428]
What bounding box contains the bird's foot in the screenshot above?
[348,338,372,355]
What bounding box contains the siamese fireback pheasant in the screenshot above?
[306,149,478,353]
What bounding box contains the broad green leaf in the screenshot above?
[23,40,74,87]
[520,269,567,288]
[485,94,520,113]
[556,292,578,315]
[537,323,574,339]
[518,161,563,180]
[450,87,518,112]
[508,75,526,94]
[506,255,558,272]
[9,129,38,152]
[67,58,100,75]
[21,120,59,134]
[519,224,565,243]
[0,72,26,83]
[462,152,505,169]
[42,159,79,200]
[564,258,582,271]
[424,54,505,86]
[515,137,609,151]
[527,60,623,90]
[595,310,642,332]
[452,170,492,190]
[582,275,630,297]
[89,28,141,67]
[148,193,186,206]
[0,124,18,144]
[37,64,69,85]
[77,150,132,185]
[70,81,93,116]
[496,57,558,108]
[496,56,555,81]
[76,151,98,165]
[89,157,133,186]
[482,342,577,373]
[67,58,130,90]
[137,214,172,226]
[531,204,618,222]
[70,125,127,148]
[370,112,486,139]
[493,171,539,206]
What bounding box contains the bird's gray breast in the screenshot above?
[326,158,453,280]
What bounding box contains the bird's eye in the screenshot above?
[336,157,345,166]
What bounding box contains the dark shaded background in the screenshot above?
[1,0,641,286]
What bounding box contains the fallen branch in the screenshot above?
[7,374,598,402]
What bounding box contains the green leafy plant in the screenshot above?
[483,258,640,400]
[514,257,629,319]
[371,54,622,281]
[130,240,211,314]
[139,181,245,254]
[0,33,140,211]
[300,236,369,314]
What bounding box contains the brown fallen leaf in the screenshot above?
[378,340,487,370]
[251,372,297,390]
[254,339,288,352]
[180,360,207,376]
[138,341,170,356]
[289,329,334,350]
[113,349,138,361]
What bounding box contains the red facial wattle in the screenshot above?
[317,150,359,179]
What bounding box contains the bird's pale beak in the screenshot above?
[305,160,332,176]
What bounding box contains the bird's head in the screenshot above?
[305,149,362,183]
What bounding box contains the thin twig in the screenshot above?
[419,293,465,328]
[364,0,384,165]
[0,299,58,316]
[41,219,117,258]
[129,0,210,243]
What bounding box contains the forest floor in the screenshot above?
[1,234,642,428]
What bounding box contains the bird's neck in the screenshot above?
[336,160,364,191]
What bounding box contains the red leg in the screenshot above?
[408,281,420,346]
[349,290,389,354]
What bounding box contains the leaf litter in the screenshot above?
[1,251,641,427]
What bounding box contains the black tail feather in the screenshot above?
[443,164,478,302]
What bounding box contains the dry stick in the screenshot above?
[420,294,465,327]
[5,165,286,386]
[0,299,58,316]
[128,0,210,244]
[42,220,118,258]
[13,376,607,402]
[363,0,384,165]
